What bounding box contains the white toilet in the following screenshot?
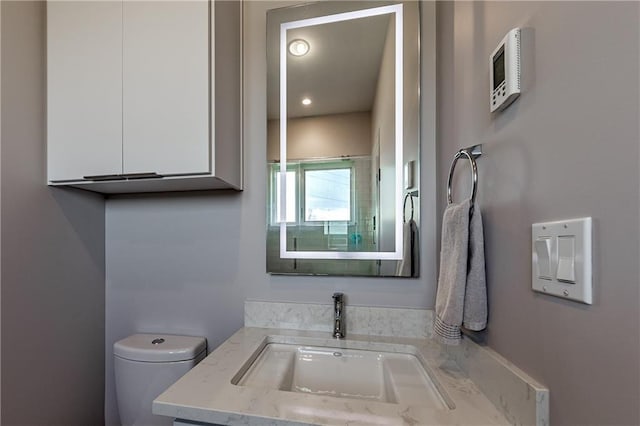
[114,333,207,426]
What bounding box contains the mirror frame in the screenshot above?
[279,4,405,260]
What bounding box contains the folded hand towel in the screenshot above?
[463,205,487,330]
[434,199,487,344]
[434,200,471,344]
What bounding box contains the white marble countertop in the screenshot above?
[153,327,511,426]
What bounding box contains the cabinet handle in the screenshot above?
[83,172,163,181]
[83,174,122,181]
[120,172,163,180]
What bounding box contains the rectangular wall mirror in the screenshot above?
[266,1,421,277]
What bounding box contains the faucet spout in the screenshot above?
[332,292,345,339]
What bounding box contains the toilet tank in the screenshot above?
[114,334,207,426]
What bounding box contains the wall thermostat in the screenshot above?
[490,28,521,112]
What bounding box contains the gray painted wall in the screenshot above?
[0,2,3,419]
[437,2,640,425]
[104,2,437,423]
[105,1,640,425]
[1,2,106,425]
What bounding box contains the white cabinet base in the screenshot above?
[53,174,241,194]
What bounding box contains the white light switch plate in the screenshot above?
[531,217,592,304]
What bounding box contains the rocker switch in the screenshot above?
[534,237,552,280]
[557,236,576,283]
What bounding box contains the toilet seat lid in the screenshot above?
[114,333,206,362]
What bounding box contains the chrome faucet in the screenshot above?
[332,292,345,338]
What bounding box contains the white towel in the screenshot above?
[396,219,419,277]
[434,199,487,344]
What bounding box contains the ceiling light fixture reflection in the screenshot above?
[301,97,312,106]
[288,39,310,57]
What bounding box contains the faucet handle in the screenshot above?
[332,292,344,301]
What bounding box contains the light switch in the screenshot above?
[557,236,576,283]
[534,237,552,279]
[531,217,592,305]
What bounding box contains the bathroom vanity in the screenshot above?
[152,303,548,426]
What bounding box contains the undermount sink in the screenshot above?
[234,342,449,409]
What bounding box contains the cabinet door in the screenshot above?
[47,1,123,181]
[122,1,210,176]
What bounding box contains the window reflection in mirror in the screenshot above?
[304,168,351,222]
[269,157,373,250]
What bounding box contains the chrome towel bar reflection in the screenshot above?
[447,144,482,205]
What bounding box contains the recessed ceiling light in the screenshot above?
[301,97,312,106]
[288,39,310,57]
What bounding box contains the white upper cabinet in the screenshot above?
[47,0,242,193]
[47,1,123,181]
[122,1,210,176]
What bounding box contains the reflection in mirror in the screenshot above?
[266,1,420,277]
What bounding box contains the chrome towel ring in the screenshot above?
[447,144,482,205]
[403,190,419,223]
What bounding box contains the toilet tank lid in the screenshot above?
[114,334,206,362]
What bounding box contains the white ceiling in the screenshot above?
[267,13,391,119]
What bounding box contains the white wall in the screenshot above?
[104,2,437,423]
[371,16,396,264]
[372,2,422,274]
[267,112,372,161]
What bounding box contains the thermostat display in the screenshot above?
[490,28,521,112]
[493,48,505,90]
